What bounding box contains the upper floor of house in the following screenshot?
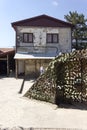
[12,14,74,57]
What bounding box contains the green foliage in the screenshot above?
[64,11,87,50]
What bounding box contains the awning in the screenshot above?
[14,53,56,60]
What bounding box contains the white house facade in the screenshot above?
[12,14,73,78]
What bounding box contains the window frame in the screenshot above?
[23,33,33,43]
[46,33,59,43]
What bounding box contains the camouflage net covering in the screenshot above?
[25,49,87,104]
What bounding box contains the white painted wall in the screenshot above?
[18,60,24,74]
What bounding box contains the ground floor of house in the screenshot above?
[14,53,55,78]
[15,58,52,78]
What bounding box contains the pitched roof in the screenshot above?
[0,48,15,57]
[11,14,74,29]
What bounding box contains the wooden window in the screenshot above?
[47,33,59,43]
[23,33,33,43]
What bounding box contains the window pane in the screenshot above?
[23,33,28,43]
[23,33,33,43]
[47,34,52,43]
[28,34,33,42]
[53,34,58,43]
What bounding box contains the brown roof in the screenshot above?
[0,48,15,57]
[11,14,74,29]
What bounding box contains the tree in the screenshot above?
[64,11,87,50]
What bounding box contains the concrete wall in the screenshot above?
[17,59,51,77]
[18,60,25,74]
[59,28,71,53]
[25,59,51,77]
[16,26,71,54]
[16,26,71,77]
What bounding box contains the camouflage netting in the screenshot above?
[24,49,87,104]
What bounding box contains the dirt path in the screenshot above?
[0,76,87,129]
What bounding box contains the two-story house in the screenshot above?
[11,14,73,78]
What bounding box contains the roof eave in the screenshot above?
[11,14,74,28]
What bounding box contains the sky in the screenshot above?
[0,0,87,48]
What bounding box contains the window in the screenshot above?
[47,33,59,43]
[23,33,33,43]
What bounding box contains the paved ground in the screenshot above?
[0,76,87,129]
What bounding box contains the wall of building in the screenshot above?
[16,26,71,77]
[59,28,71,53]
[18,59,51,77]
[18,60,25,75]
[16,26,71,54]
[25,59,51,78]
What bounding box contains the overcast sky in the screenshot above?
[0,0,87,47]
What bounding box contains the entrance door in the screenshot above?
[0,60,7,75]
